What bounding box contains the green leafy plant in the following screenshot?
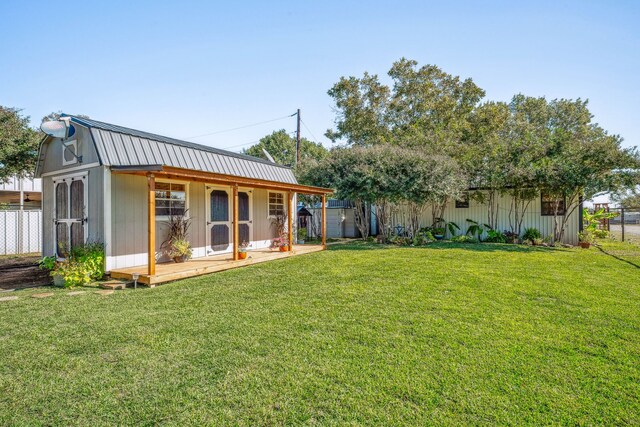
[583,208,618,235]
[168,238,192,259]
[297,228,307,242]
[522,227,542,244]
[45,242,106,288]
[466,219,490,240]
[434,218,460,238]
[450,235,479,244]
[39,256,57,271]
[485,230,507,243]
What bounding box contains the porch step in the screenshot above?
[99,280,130,290]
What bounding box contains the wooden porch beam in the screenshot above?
[112,166,332,195]
[322,193,327,249]
[147,174,156,275]
[288,191,294,251]
[232,184,239,261]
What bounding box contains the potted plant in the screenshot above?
[271,236,289,252]
[168,238,192,262]
[161,211,192,263]
[297,228,307,245]
[578,231,593,249]
[432,227,446,240]
[238,241,250,259]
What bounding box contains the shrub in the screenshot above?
[592,229,610,239]
[485,230,507,243]
[451,235,479,244]
[503,231,519,244]
[522,227,542,244]
[42,242,106,288]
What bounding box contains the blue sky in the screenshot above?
[1,1,638,152]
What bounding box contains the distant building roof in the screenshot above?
[44,115,297,184]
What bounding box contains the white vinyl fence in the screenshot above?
[0,210,42,255]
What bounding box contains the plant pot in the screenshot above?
[238,252,247,260]
[434,235,444,240]
[52,273,65,287]
[279,246,289,252]
[173,255,187,263]
[579,242,591,249]
[298,240,305,245]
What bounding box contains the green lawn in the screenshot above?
[1,241,639,425]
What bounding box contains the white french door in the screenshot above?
[206,186,231,254]
[237,189,253,246]
[205,186,253,255]
[53,173,87,257]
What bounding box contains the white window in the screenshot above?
[62,140,78,166]
[268,192,285,217]
[155,182,187,218]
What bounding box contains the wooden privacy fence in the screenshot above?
[0,210,42,255]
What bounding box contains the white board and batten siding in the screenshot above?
[392,191,580,245]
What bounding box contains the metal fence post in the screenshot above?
[621,207,625,242]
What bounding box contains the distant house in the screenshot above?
[35,115,331,284]
[0,176,42,210]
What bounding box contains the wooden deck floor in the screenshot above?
[110,245,324,285]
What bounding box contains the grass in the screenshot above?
[1,240,639,425]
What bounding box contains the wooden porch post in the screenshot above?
[147,174,156,275]
[288,191,294,251]
[322,193,327,249]
[232,184,239,260]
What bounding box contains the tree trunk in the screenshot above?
[353,199,370,239]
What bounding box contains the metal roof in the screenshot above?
[65,115,298,184]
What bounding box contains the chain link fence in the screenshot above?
[0,210,42,255]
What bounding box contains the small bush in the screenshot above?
[523,227,542,244]
[451,235,479,244]
[44,242,106,288]
[485,230,507,243]
[592,229,610,239]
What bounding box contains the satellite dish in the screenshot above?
[40,120,68,138]
[262,148,276,163]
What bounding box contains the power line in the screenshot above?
[300,118,321,144]
[183,113,296,140]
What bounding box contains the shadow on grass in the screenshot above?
[328,240,567,253]
[595,245,640,269]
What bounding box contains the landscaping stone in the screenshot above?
[67,291,88,296]
[99,280,128,290]
[95,289,114,296]
[0,296,19,302]
[31,292,54,299]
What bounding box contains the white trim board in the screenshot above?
[40,162,100,177]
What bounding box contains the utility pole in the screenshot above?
[296,108,301,165]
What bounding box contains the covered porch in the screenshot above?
[110,165,331,285]
[111,244,324,285]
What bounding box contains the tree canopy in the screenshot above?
[307,58,640,241]
[243,129,328,167]
[0,107,41,182]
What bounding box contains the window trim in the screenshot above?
[540,191,566,216]
[62,140,78,166]
[155,179,189,221]
[267,191,286,219]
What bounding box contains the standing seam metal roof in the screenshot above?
[65,115,298,184]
